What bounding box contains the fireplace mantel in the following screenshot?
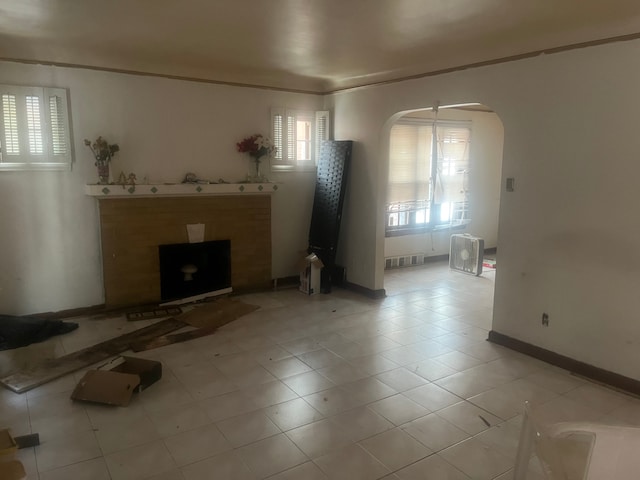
[85,182,278,198]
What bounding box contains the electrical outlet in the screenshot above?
[506,177,515,192]
[542,312,549,326]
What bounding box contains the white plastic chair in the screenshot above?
[514,401,640,479]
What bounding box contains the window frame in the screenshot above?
[271,108,330,172]
[386,118,472,237]
[0,84,73,171]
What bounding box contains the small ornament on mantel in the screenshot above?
[117,171,127,186]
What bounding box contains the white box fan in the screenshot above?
[449,234,484,276]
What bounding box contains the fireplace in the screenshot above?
[97,195,272,307]
[158,239,231,303]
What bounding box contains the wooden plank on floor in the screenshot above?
[130,299,259,351]
[130,325,219,352]
[0,318,185,394]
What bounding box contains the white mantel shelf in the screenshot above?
[85,182,279,198]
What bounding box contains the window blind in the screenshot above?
[387,119,471,234]
[271,108,330,169]
[0,85,72,170]
[387,123,433,204]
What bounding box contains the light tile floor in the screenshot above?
[1,261,640,479]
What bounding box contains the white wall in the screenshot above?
[328,39,640,380]
[0,62,322,315]
[384,109,503,259]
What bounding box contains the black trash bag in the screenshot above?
[0,315,79,351]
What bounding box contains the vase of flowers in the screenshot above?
[236,134,275,182]
[84,136,120,184]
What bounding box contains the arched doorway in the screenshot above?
[380,103,504,331]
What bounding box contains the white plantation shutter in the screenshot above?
[25,95,44,155]
[48,91,70,157]
[315,110,330,161]
[286,113,295,161]
[2,94,20,155]
[271,107,284,161]
[271,107,331,170]
[0,84,72,170]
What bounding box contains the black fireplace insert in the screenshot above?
[158,239,231,302]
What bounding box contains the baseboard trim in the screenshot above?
[488,330,640,396]
[423,254,449,264]
[273,276,300,287]
[32,304,110,320]
[343,281,386,299]
[421,247,497,265]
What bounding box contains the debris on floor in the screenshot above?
[71,356,162,406]
[131,297,260,352]
[126,306,182,321]
[0,429,17,455]
[482,258,497,269]
[0,314,78,351]
[0,460,25,480]
[0,428,39,480]
[177,297,260,329]
[131,325,217,352]
[0,318,182,394]
[0,296,258,394]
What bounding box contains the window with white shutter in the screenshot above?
[0,84,72,171]
[386,119,471,236]
[271,108,330,170]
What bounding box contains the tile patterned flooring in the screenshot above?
[1,261,640,479]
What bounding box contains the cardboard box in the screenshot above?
[101,356,163,392]
[71,356,162,406]
[0,429,17,457]
[0,460,26,480]
[299,253,323,295]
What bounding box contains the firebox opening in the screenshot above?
[158,239,231,304]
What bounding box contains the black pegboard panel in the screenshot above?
[308,140,352,281]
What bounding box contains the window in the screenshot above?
[386,118,471,236]
[271,108,330,170]
[0,84,72,171]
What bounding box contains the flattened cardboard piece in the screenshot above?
[71,370,140,406]
[177,298,260,329]
[99,356,162,392]
[0,460,26,480]
[0,429,17,456]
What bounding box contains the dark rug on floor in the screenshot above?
[0,315,78,351]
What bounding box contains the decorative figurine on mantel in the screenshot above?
[116,171,137,192]
[236,134,275,183]
[84,136,119,185]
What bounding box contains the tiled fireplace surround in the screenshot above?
[98,195,272,306]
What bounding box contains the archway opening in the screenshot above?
[381,102,504,330]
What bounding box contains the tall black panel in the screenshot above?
[308,140,352,291]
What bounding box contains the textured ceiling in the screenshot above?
[1,0,640,93]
